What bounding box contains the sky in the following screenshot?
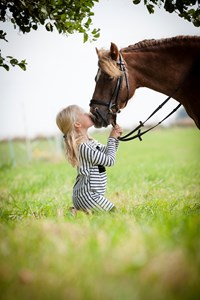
[0,0,199,139]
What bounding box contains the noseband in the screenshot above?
[90,53,129,124]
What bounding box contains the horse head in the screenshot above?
[90,36,200,129]
[90,43,130,128]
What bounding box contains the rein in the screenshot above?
[118,97,181,141]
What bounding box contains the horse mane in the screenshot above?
[122,35,200,52]
[97,36,200,76]
[97,49,122,78]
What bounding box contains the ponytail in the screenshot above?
[56,105,85,167]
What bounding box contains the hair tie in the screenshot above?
[63,134,67,139]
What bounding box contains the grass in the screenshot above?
[0,127,200,300]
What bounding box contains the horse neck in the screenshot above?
[123,48,194,98]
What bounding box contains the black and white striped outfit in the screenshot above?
[72,137,119,212]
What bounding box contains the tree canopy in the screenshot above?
[0,0,100,70]
[0,0,200,71]
[134,0,200,27]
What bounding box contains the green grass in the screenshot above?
[0,128,200,300]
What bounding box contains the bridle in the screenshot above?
[90,53,193,142]
[90,53,130,125]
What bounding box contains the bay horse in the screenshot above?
[90,36,200,132]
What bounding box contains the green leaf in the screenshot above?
[133,0,141,4]
[61,14,66,21]
[10,58,19,66]
[193,19,200,26]
[92,28,100,34]
[32,24,38,30]
[45,22,53,32]
[85,17,92,28]
[0,30,8,42]
[18,62,27,71]
[146,4,154,14]
[164,0,175,13]
[2,64,9,71]
[83,32,88,43]
[94,33,100,39]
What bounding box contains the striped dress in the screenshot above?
[72,137,119,212]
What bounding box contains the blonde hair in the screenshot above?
[56,105,86,167]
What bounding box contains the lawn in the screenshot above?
[0,128,199,300]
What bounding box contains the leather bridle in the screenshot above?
[90,52,193,142]
[90,53,130,125]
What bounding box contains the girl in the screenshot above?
[56,105,122,213]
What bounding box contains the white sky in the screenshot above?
[0,0,199,139]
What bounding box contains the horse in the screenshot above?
[90,36,200,132]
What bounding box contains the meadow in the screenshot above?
[0,127,199,300]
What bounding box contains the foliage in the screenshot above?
[0,128,200,299]
[0,29,27,71]
[1,1,200,71]
[1,0,200,71]
[0,0,100,70]
[133,0,200,27]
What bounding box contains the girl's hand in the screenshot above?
[109,124,123,139]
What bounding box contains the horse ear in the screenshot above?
[110,42,119,61]
[95,47,99,56]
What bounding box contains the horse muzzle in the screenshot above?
[90,99,118,128]
[90,110,109,128]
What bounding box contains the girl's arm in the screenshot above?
[79,124,122,167]
[96,124,122,153]
[79,138,118,167]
